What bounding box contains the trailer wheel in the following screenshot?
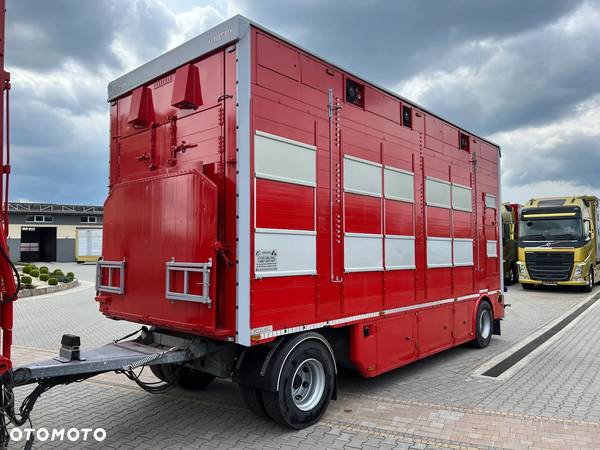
[240,386,267,418]
[472,301,493,348]
[262,339,335,429]
[152,363,215,390]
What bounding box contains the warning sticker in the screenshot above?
[255,249,278,272]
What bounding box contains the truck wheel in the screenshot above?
[240,385,267,418]
[511,264,518,284]
[472,301,493,348]
[151,363,215,390]
[262,339,335,429]
[583,269,594,293]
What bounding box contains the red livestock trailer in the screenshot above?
[97,15,504,427]
[2,16,504,434]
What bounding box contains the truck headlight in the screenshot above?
[517,262,529,279]
[573,263,586,280]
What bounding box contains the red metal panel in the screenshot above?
[384,271,415,307]
[417,305,453,357]
[442,123,459,147]
[377,314,416,373]
[255,179,314,231]
[344,272,383,315]
[385,200,413,236]
[365,86,400,123]
[453,210,472,238]
[453,301,474,343]
[100,170,218,333]
[350,321,377,377]
[257,33,300,80]
[453,266,474,298]
[426,268,452,300]
[345,193,381,234]
[426,207,451,237]
[300,54,343,98]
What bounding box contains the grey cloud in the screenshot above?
[234,0,583,85]
[6,0,176,73]
[504,135,600,189]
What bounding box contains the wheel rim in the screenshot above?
[479,310,492,339]
[590,272,594,288]
[291,358,326,411]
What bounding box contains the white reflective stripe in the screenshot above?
[479,289,488,293]
[488,290,498,295]
[251,295,483,340]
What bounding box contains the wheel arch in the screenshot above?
[233,331,337,393]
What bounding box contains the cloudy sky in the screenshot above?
[6,0,600,205]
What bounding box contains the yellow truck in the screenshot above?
[517,196,599,292]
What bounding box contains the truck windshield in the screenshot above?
[519,218,583,241]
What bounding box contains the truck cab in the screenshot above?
[517,196,599,291]
[502,203,520,284]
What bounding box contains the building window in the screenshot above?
[425,177,451,209]
[81,216,97,223]
[384,167,414,202]
[485,194,497,209]
[345,78,364,107]
[452,184,472,212]
[26,215,52,223]
[343,156,382,197]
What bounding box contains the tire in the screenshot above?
[583,268,594,293]
[262,339,335,429]
[521,283,534,290]
[472,301,493,348]
[151,363,215,390]
[240,385,268,418]
[506,265,515,285]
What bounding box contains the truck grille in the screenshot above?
[525,252,574,281]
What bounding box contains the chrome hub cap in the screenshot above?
[480,310,492,339]
[291,358,325,411]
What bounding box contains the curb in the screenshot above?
[17,279,80,298]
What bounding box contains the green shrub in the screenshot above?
[66,272,75,279]
[39,273,49,282]
[47,278,58,286]
[30,269,40,278]
[22,265,32,274]
[20,275,32,285]
[52,269,64,277]
[30,264,38,270]
[39,266,49,274]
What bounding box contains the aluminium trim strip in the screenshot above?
[255,130,317,151]
[255,228,316,236]
[255,269,317,278]
[344,187,383,198]
[384,165,414,176]
[344,154,382,167]
[255,172,317,188]
[251,297,475,340]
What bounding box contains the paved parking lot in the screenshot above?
[10,268,600,449]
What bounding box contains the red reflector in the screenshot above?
[127,86,154,128]
[171,64,202,110]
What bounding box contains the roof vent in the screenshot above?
[127,86,154,128]
[171,64,202,110]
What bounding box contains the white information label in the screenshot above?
[255,249,278,272]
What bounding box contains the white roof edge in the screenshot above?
[107,14,501,153]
